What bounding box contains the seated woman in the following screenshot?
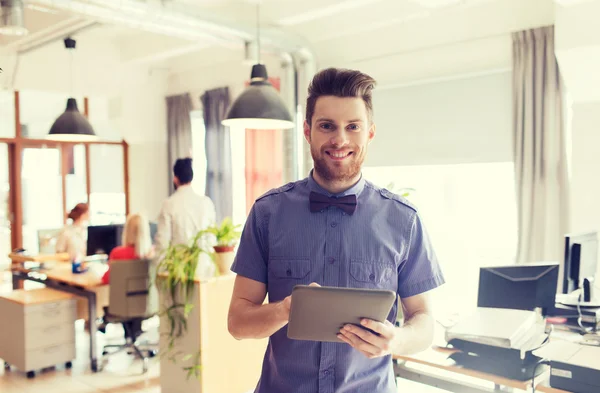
[56,203,89,260]
[101,213,154,285]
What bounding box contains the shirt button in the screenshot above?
[369,273,375,281]
[330,222,337,228]
[286,269,292,276]
[328,257,335,264]
[324,370,329,375]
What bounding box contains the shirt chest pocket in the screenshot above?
[349,260,396,291]
[268,258,312,300]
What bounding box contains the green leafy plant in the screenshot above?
[204,216,242,247]
[155,230,208,380]
[386,182,415,199]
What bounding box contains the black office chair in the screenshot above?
[101,259,158,373]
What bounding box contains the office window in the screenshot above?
[362,163,518,315]
[0,144,10,269]
[65,145,88,210]
[190,112,246,227]
[89,145,126,225]
[21,147,64,254]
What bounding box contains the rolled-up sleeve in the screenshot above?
[397,212,445,298]
[231,202,269,284]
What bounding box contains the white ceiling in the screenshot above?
[0,0,556,91]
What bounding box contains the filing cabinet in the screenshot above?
[0,288,76,378]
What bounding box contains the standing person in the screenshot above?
[155,158,216,274]
[227,68,445,392]
[56,202,89,260]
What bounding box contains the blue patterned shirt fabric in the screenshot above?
[231,171,445,393]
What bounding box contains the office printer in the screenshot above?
[534,340,600,393]
[445,307,548,380]
[444,263,559,380]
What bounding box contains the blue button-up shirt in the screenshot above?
[231,172,445,393]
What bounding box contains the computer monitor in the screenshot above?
[563,232,598,297]
[87,224,124,256]
[87,222,158,255]
[477,262,559,316]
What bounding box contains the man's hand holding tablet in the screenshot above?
[287,282,397,359]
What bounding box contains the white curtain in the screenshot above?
[512,26,570,264]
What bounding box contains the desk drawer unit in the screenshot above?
[0,288,76,377]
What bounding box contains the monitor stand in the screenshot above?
[557,281,600,308]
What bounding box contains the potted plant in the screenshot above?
[204,217,242,275]
[155,230,207,379]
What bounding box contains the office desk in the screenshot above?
[8,252,70,264]
[393,346,570,393]
[10,263,105,372]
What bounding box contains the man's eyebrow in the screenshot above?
[314,118,364,123]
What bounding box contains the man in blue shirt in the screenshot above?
[228,67,445,393]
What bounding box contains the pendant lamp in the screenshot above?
[47,37,97,141]
[0,0,28,36]
[221,4,294,130]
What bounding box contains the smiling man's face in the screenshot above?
[304,95,375,187]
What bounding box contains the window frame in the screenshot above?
[0,91,130,250]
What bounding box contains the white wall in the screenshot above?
[115,69,170,220]
[366,70,513,167]
[315,0,554,87]
[555,1,600,277]
[569,101,600,233]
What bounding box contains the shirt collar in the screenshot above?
[307,169,366,198]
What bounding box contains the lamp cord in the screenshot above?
[69,48,74,97]
[256,2,261,64]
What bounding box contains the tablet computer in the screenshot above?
[287,285,396,343]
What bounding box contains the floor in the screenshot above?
[0,267,447,393]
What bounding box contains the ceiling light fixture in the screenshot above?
[47,37,97,141]
[0,0,28,36]
[222,3,294,130]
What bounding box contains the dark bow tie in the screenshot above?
[309,191,357,215]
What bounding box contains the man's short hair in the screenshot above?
[306,67,376,126]
[173,158,193,184]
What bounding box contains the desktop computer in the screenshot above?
[477,262,559,316]
[560,232,599,306]
[87,224,124,256]
[87,221,159,256]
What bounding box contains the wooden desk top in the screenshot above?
[12,263,105,289]
[394,346,532,391]
[395,345,573,393]
[536,384,570,393]
[8,252,70,263]
[0,287,75,305]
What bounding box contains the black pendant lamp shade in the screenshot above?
[222,64,294,130]
[47,98,97,141]
[47,37,97,141]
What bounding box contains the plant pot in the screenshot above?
[214,246,235,275]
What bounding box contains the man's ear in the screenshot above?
[303,120,311,143]
[368,123,376,143]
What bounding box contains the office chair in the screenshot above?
[101,259,158,373]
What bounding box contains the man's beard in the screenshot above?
[311,144,365,183]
